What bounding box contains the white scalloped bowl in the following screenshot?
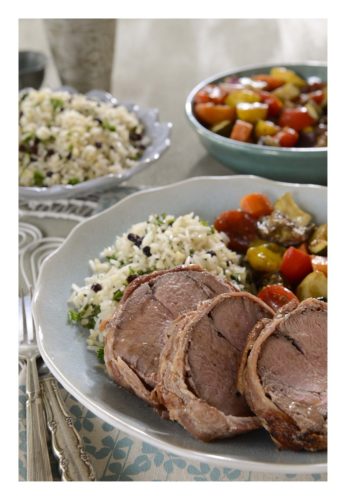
[33,175,327,474]
[19,88,172,200]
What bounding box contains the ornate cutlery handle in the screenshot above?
[41,376,96,481]
[26,357,53,481]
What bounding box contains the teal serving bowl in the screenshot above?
[185,62,327,185]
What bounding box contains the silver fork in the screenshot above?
[19,289,96,481]
[19,289,53,481]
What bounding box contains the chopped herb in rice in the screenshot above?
[68,212,247,354]
[19,88,150,188]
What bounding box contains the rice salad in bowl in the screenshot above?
[19,88,150,189]
[68,212,247,358]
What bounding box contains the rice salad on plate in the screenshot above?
[19,88,149,188]
[68,212,247,358]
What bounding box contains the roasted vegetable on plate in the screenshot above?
[214,191,327,310]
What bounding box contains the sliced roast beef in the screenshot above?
[238,298,327,451]
[155,292,274,441]
[104,265,237,407]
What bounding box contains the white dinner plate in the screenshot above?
[33,175,327,474]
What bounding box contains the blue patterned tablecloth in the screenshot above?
[18,376,326,482]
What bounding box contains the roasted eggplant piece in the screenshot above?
[257,193,314,246]
[257,211,314,247]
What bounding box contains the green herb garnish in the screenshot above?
[22,132,35,144]
[68,177,80,185]
[50,98,64,111]
[112,289,123,302]
[154,213,168,226]
[68,303,101,329]
[68,309,80,322]
[102,120,116,132]
[33,170,45,187]
[129,152,141,160]
[106,254,118,262]
[96,347,105,363]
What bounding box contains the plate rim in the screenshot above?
[33,175,327,474]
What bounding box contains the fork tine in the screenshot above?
[20,288,28,345]
[29,286,36,342]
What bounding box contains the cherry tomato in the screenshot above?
[194,103,235,126]
[259,91,283,117]
[240,193,273,219]
[258,285,298,311]
[276,127,299,147]
[280,247,313,284]
[246,243,284,273]
[194,85,227,104]
[278,107,315,132]
[214,209,258,253]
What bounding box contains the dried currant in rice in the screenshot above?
[129,131,142,142]
[91,283,102,292]
[127,233,143,247]
[207,250,216,256]
[142,246,152,257]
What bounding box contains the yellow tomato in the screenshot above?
[246,243,284,272]
[225,89,260,108]
[236,102,268,123]
[255,120,279,137]
[270,67,306,87]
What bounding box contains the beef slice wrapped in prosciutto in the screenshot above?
[238,298,327,451]
[155,292,274,441]
[104,265,237,407]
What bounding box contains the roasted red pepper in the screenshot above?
[280,246,313,284]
